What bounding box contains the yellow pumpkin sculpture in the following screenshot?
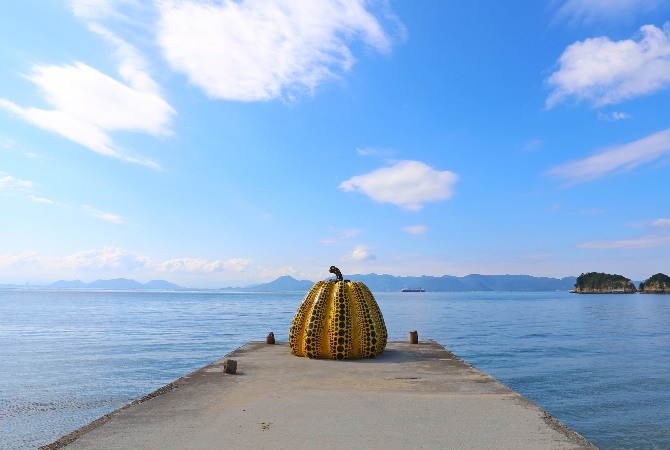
[289,266,387,360]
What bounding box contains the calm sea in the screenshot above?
[0,290,668,449]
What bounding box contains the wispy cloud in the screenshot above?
[554,0,664,22]
[356,147,396,157]
[0,10,174,169]
[159,259,219,273]
[82,205,123,223]
[598,111,632,121]
[577,234,670,249]
[524,139,542,151]
[69,0,138,20]
[339,160,458,211]
[522,253,552,260]
[259,265,299,279]
[156,0,393,101]
[403,225,428,234]
[157,257,252,273]
[26,195,54,204]
[0,175,34,189]
[0,247,152,271]
[0,62,172,169]
[319,228,362,244]
[0,247,252,275]
[571,208,605,215]
[0,174,55,203]
[546,128,670,183]
[343,245,376,262]
[626,217,670,228]
[651,218,670,227]
[547,24,670,107]
[0,137,13,149]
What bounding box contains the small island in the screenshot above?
[571,272,637,294]
[639,273,670,294]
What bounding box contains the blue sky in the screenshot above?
[2,0,670,287]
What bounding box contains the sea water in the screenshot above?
[0,290,668,449]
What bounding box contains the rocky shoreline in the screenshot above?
[571,287,636,294]
[638,287,669,294]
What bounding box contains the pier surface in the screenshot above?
[46,341,595,450]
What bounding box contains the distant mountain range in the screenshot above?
[337,273,576,292]
[223,273,577,292]
[1,274,577,292]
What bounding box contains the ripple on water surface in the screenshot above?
[0,290,668,450]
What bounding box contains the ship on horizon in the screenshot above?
[401,287,425,292]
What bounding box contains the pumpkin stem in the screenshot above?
[329,266,343,282]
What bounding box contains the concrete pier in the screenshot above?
[43,341,596,449]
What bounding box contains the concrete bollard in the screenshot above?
[266,332,275,344]
[223,359,237,374]
[409,330,418,344]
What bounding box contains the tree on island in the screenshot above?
[639,273,670,293]
[573,272,636,294]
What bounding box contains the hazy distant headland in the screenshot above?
[0,278,182,290]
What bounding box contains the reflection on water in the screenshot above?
[0,290,668,449]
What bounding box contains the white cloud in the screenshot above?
[259,265,299,279]
[339,160,458,211]
[571,208,605,215]
[555,0,663,21]
[158,258,225,273]
[0,61,173,168]
[0,137,13,149]
[26,195,54,204]
[0,247,153,271]
[0,247,251,275]
[343,245,376,262]
[156,0,392,101]
[651,218,670,227]
[0,174,53,203]
[577,234,670,249]
[628,217,670,228]
[83,206,123,223]
[356,147,395,157]
[524,139,542,151]
[547,24,670,107]
[598,111,632,121]
[546,128,670,183]
[223,258,253,272]
[320,228,363,244]
[339,229,362,239]
[157,257,252,273]
[69,0,138,19]
[0,17,174,169]
[0,175,34,189]
[403,225,428,234]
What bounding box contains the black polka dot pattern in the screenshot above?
[302,281,332,359]
[289,279,387,360]
[359,283,387,352]
[328,281,352,360]
[350,282,376,358]
[289,281,323,357]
